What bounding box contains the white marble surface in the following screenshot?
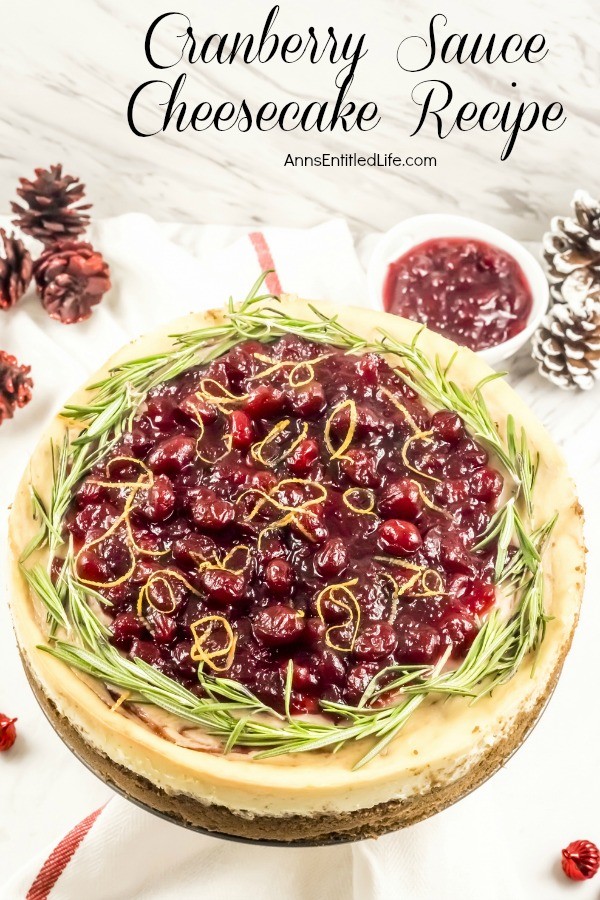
[0,0,598,238]
[0,1,599,896]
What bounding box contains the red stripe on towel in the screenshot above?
[248,232,282,295]
[27,805,105,900]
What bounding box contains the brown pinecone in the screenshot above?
[0,351,33,425]
[34,241,111,324]
[0,229,33,310]
[11,164,91,246]
[543,190,600,306]
[532,296,600,390]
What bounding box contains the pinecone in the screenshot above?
[34,241,111,324]
[543,190,600,306]
[532,296,600,390]
[0,229,33,310]
[11,164,91,246]
[0,351,33,425]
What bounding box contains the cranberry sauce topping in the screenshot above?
[383,237,533,352]
[65,336,504,715]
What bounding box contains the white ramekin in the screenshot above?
[366,214,549,366]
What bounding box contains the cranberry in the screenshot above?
[265,558,294,593]
[171,533,217,566]
[245,385,284,418]
[378,478,421,519]
[444,440,488,478]
[469,467,503,502]
[111,613,145,649]
[434,478,470,506]
[431,411,464,443]
[303,617,327,647]
[190,488,235,531]
[315,649,346,686]
[171,640,197,677]
[200,568,246,604]
[440,535,475,574]
[288,383,326,417]
[72,502,118,539]
[354,623,398,661]
[345,662,380,703]
[147,435,196,475]
[291,512,329,544]
[289,693,320,715]
[378,519,423,555]
[179,392,218,424]
[289,662,319,691]
[137,475,176,522]
[76,547,107,583]
[355,352,381,385]
[340,448,379,487]
[454,577,495,614]
[314,538,348,577]
[75,479,107,508]
[287,438,319,475]
[439,612,478,656]
[229,410,254,449]
[147,611,178,644]
[145,397,177,430]
[130,638,163,666]
[253,606,305,646]
[395,617,441,664]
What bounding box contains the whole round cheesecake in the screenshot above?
[8,289,584,843]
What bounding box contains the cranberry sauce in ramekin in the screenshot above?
[383,237,534,352]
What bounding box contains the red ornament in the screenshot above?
[562,840,600,881]
[0,713,17,752]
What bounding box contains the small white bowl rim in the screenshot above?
[366,214,549,365]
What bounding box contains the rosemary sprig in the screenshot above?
[23,280,555,767]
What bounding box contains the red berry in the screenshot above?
[354,352,381,384]
[253,606,305,646]
[245,385,284,418]
[378,519,423,555]
[147,610,178,644]
[287,438,319,475]
[469,466,503,502]
[354,623,398,661]
[130,638,163,666]
[340,448,379,487]
[190,488,235,531]
[288,383,326,417]
[171,533,217,566]
[147,435,196,475]
[395,617,441,664]
[137,475,176,522]
[562,840,600,881]
[315,649,346,686]
[0,714,17,752]
[179,392,218,424]
[229,410,254,449]
[265,558,294,593]
[378,478,421,519]
[111,612,146,649]
[314,538,348,577]
[439,612,477,656]
[200,568,246,604]
[431,410,463,443]
[288,661,319,691]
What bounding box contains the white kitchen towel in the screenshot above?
[2,215,528,900]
